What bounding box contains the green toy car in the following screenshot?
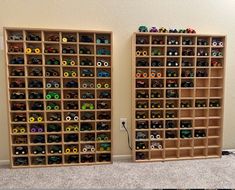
[97,134,109,141]
[46,92,60,99]
[99,143,111,151]
[138,26,148,32]
[81,103,95,110]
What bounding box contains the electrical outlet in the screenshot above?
[120,118,127,131]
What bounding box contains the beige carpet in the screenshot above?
[0,155,235,189]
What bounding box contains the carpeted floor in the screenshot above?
[0,155,235,189]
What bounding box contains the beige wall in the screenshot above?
[1,0,235,161]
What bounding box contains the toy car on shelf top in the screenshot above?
[138,26,148,32]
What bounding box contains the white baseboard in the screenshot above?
[113,154,131,161]
[0,160,10,165]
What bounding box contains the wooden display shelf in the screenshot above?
[132,32,225,162]
[4,27,113,168]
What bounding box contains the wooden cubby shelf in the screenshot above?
[132,33,225,162]
[4,27,113,168]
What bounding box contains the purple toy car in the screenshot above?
[150,27,158,32]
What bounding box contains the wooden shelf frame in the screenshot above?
[4,27,113,168]
[132,33,226,162]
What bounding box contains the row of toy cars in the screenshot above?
[14,153,111,166]
[8,32,110,44]
[138,26,196,33]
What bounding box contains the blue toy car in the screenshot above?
[81,69,94,77]
[10,57,24,64]
[97,70,110,77]
[96,37,109,44]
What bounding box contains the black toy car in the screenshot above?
[81,123,93,131]
[46,58,60,65]
[165,131,176,138]
[81,155,94,163]
[137,102,148,109]
[14,157,28,166]
[48,113,61,121]
[11,68,24,76]
[167,61,178,67]
[10,79,25,88]
[151,102,160,108]
[197,49,208,56]
[67,155,79,164]
[48,156,62,164]
[29,92,43,99]
[166,90,178,98]
[32,146,45,154]
[80,58,93,66]
[167,49,178,56]
[49,146,62,154]
[11,92,25,99]
[137,60,148,67]
[209,100,220,107]
[14,146,27,155]
[136,121,148,129]
[196,70,207,77]
[81,92,95,99]
[64,134,78,142]
[29,68,43,76]
[136,91,148,98]
[136,142,146,150]
[83,134,95,141]
[97,102,109,109]
[180,130,192,138]
[136,152,145,160]
[181,61,193,67]
[182,49,194,56]
[98,113,111,120]
[136,38,148,44]
[45,69,59,77]
[166,79,178,88]
[195,130,206,138]
[28,57,42,65]
[166,102,174,108]
[151,80,163,88]
[197,39,208,45]
[165,120,175,128]
[180,121,192,128]
[65,92,78,99]
[26,34,41,41]
[30,102,44,110]
[151,60,163,67]
[31,135,45,143]
[97,122,109,130]
[166,70,178,77]
[81,80,94,88]
[98,154,111,162]
[195,101,206,107]
[181,69,194,77]
[97,37,109,44]
[65,112,79,121]
[79,47,91,54]
[81,112,95,120]
[28,80,43,88]
[81,69,94,77]
[166,112,175,118]
[181,101,191,108]
[136,112,146,119]
[151,121,163,128]
[197,60,208,67]
[44,46,59,53]
[62,35,76,42]
[181,81,194,87]
[65,102,78,110]
[65,80,78,88]
[80,35,93,43]
[48,134,61,143]
[62,47,76,54]
[151,111,161,118]
[151,91,161,98]
[13,114,26,122]
[182,39,193,45]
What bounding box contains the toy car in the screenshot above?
[67,155,79,164]
[81,112,95,120]
[26,34,41,41]
[65,145,78,154]
[49,146,62,154]
[196,70,207,77]
[47,124,61,132]
[28,80,43,88]
[10,79,25,88]
[195,101,206,107]
[65,92,78,99]
[47,35,60,42]
[181,101,191,108]
[166,102,174,108]
[81,92,95,99]
[81,80,94,88]
[136,70,148,78]
[181,61,193,67]
[32,157,45,165]
[80,123,93,131]
[29,68,42,76]
[138,26,148,32]
[80,58,93,66]
[136,153,145,160]
[182,39,193,45]
[180,121,192,128]
[212,40,223,46]
[151,111,161,118]
[96,37,109,44]
[81,69,94,77]
[81,155,94,163]
[10,57,24,64]
[165,131,176,138]
[166,112,175,118]
[30,102,44,110]
[186,28,196,33]
[99,91,111,99]
[29,113,43,122]
[166,90,178,98]
[136,37,148,44]
[136,80,146,88]
[25,47,41,54]
[97,102,109,109]
[48,134,61,143]
[80,35,93,42]
[97,133,109,141]
[98,112,111,120]
[97,122,109,130]
[167,49,179,56]
[14,146,27,155]
[11,103,26,111]
[13,114,26,122]
[181,69,194,77]
[137,102,148,109]
[81,103,95,110]
[168,39,179,45]
[151,91,161,98]
[152,39,164,44]
[149,26,158,32]
[136,91,148,98]
[96,82,110,88]
[31,135,45,143]
[169,29,178,33]
[150,70,161,78]
[29,92,43,99]
[151,121,163,128]
[46,92,60,99]
[99,143,111,151]
[65,80,79,88]
[46,58,60,65]
[197,39,208,45]
[151,80,163,88]
[150,60,162,67]
[195,130,206,137]
[166,79,178,87]
[62,47,76,54]
[136,142,146,150]
[136,121,148,129]
[11,92,25,99]
[65,102,78,110]
[63,70,77,77]
[28,57,42,65]
[209,100,220,107]
[136,132,147,140]
[14,157,28,166]
[97,48,110,55]
[64,134,78,142]
[14,136,27,144]
[151,142,162,149]
[82,134,95,141]
[167,61,178,67]
[158,27,167,33]
[10,68,24,76]
[9,33,23,40]
[181,81,194,87]
[211,60,222,67]
[165,120,175,128]
[96,59,109,67]
[151,49,161,56]
[48,113,61,121]
[65,112,79,121]
[182,49,194,56]
[48,156,62,164]
[45,69,59,77]
[97,70,110,77]
[62,35,76,42]
[166,70,177,77]
[8,45,23,52]
[151,102,161,108]
[180,130,192,138]
[79,47,91,54]
[197,49,208,56]
[46,81,60,88]
[32,146,45,154]
[12,125,26,133]
[82,144,95,152]
[136,60,148,67]
[211,49,223,56]
[44,47,59,53]
[65,124,79,132]
[136,112,146,119]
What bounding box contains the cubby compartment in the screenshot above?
[7,42,24,53]
[64,155,79,164]
[80,154,95,163]
[208,119,221,127]
[167,36,180,45]
[166,58,179,67]
[165,150,178,159]
[195,89,208,98]
[181,58,195,67]
[195,78,208,87]
[136,35,150,44]
[179,149,192,158]
[136,58,150,67]
[150,58,164,67]
[182,47,195,56]
[136,151,149,160]
[195,109,208,118]
[196,58,209,67]
[182,37,195,46]
[194,119,207,128]
[48,156,62,165]
[136,79,149,88]
[165,120,178,129]
[180,139,193,148]
[165,130,178,139]
[166,47,180,56]
[194,148,206,157]
[180,109,193,118]
[8,65,25,77]
[150,150,164,160]
[208,128,220,137]
[7,30,23,41]
[8,54,25,65]
[62,55,77,66]
[180,89,193,98]
[208,138,220,146]
[136,100,149,109]
[207,148,220,156]
[97,153,111,162]
[210,78,223,88]
[211,58,223,67]
[150,100,163,109]
[165,100,178,108]
[44,43,60,54]
[151,35,165,45]
[96,33,111,44]
[44,31,60,42]
[209,109,221,117]
[151,47,164,56]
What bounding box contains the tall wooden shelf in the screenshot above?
[132,33,225,162]
[4,27,113,168]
